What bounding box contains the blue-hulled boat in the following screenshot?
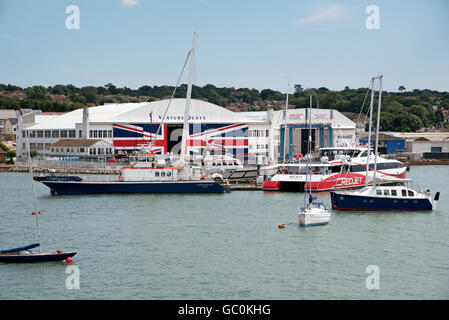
[0,244,76,263]
[331,185,439,211]
[330,75,439,212]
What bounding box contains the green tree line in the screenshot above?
[0,83,448,132]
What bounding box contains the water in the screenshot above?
[0,166,448,299]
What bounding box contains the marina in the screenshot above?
[0,0,448,304]
[0,165,448,299]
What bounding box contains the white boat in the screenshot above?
[297,96,331,227]
[264,145,406,191]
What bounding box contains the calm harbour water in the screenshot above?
[0,166,448,300]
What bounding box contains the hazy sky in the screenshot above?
[1,0,448,92]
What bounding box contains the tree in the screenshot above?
[6,150,16,164]
[398,85,406,92]
[293,84,303,97]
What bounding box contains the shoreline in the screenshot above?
[2,161,449,174]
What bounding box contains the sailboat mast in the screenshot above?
[308,95,313,198]
[26,129,41,252]
[283,81,289,163]
[372,75,383,189]
[180,30,197,163]
[364,78,375,187]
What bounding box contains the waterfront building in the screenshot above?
[15,99,356,165]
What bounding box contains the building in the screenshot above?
[0,109,18,140]
[360,131,449,160]
[49,139,114,160]
[16,99,356,165]
[359,132,406,154]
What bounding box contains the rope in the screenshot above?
[148,49,192,152]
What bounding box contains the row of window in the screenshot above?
[23,129,113,139]
[248,130,269,138]
[89,130,113,138]
[376,189,415,197]
[49,147,113,155]
[349,162,405,172]
[155,171,172,177]
[249,144,269,150]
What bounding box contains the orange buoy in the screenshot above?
[57,249,62,253]
[66,257,73,263]
[278,224,285,229]
[32,211,36,215]
[298,219,302,223]
[38,211,41,214]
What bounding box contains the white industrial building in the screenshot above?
[16,98,356,165]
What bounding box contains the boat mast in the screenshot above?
[364,77,375,187]
[26,128,41,252]
[180,30,197,164]
[304,95,312,205]
[372,74,383,190]
[283,81,289,163]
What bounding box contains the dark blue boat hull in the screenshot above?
[40,180,227,194]
[330,191,433,211]
[0,252,76,263]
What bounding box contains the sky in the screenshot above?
[0,0,448,93]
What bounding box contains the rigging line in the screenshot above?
[26,129,41,252]
[149,49,192,152]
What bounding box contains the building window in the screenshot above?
[98,130,103,138]
[89,130,93,138]
[61,130,68,138]
[266,130,269,137]
[45,130,51,138]
[37,131,43,138]
[51,130,58,138]
[93,130,98,138]
[79,130,82,138]
[69,130,76,138]
[29,131,36,138]
[80,148,85,153]
[103,130,107,138]
[108,130,112,138]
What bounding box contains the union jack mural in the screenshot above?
[113,123,249,162]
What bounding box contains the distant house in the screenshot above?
[0,109,19,140]
[49,139,114,161]
[359,132,406,154]
[442,110,449,123]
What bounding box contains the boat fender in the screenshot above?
[278,224,285,229]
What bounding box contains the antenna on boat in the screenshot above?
[365,77,375,187]
[148,32,195,155]
[181,30,197,164]
[372,74,383,190]
[26,128,42,252]
[283,79,290,163]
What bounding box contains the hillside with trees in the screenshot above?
[0,83,447,132]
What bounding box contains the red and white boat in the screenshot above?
[263,146,407,192]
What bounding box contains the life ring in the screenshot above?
[249,179,254,184]
[118,175,124,182]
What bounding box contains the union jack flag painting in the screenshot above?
[112,122,248,162]
[113,123,166,154]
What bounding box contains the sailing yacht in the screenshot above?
[298,96,331,226]
[0,129,76,262]
[330,75,439,211]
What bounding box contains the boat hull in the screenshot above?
[0,251,76,263]
[298,209,331,227]
[40,180,228,194]
[330,191,433,211]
